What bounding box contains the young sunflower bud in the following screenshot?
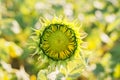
[31,17,88,79]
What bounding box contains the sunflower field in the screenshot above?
[0,0,120,80]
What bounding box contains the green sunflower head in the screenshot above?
[30,17,88,76]
[40,23,77,60]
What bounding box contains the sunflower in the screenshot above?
[40,23,77,60]
[30,17,87,77]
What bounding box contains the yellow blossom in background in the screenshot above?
[114,64,120,78]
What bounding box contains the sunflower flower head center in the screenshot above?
[48,30,69,52]
[40,24,77,60]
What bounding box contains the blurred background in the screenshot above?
[0,0,120,80]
